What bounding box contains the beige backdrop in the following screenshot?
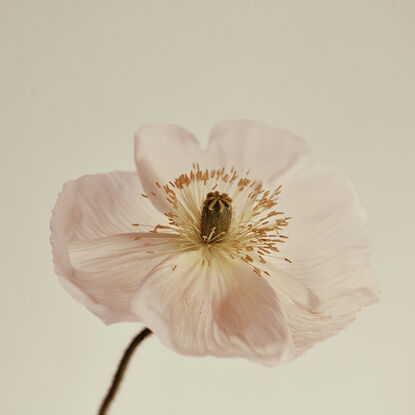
[1,1,413,414]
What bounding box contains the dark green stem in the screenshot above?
[98,328,152,415]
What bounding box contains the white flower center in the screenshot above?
[135,165,292,276]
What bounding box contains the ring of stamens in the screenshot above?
[134,165,292,277]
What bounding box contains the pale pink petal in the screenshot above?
[134,124,206,213]
[207,119,312,183]
[269,164,380,353]
[50,171,169,324]
[132,252,295,366]
[67,233,175,322]
[265,264,358,355]
[281,298,358,356]
[265,266,320,313]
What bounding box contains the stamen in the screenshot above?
[133,165,291,275]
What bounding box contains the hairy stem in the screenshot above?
[98,328,152,415]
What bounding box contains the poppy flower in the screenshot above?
[50,119,380,366]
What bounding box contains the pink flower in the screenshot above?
[50,119,380,366]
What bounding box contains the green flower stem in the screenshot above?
[98,328,153,415]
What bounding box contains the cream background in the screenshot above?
[0,1,413,414]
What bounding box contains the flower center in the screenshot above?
[200,191,232,243]
[135,165,292,276]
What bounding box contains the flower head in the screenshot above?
[50,120,380,366]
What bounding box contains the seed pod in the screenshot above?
[200,191,232,243]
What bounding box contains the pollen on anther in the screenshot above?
[147,164,291,270]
